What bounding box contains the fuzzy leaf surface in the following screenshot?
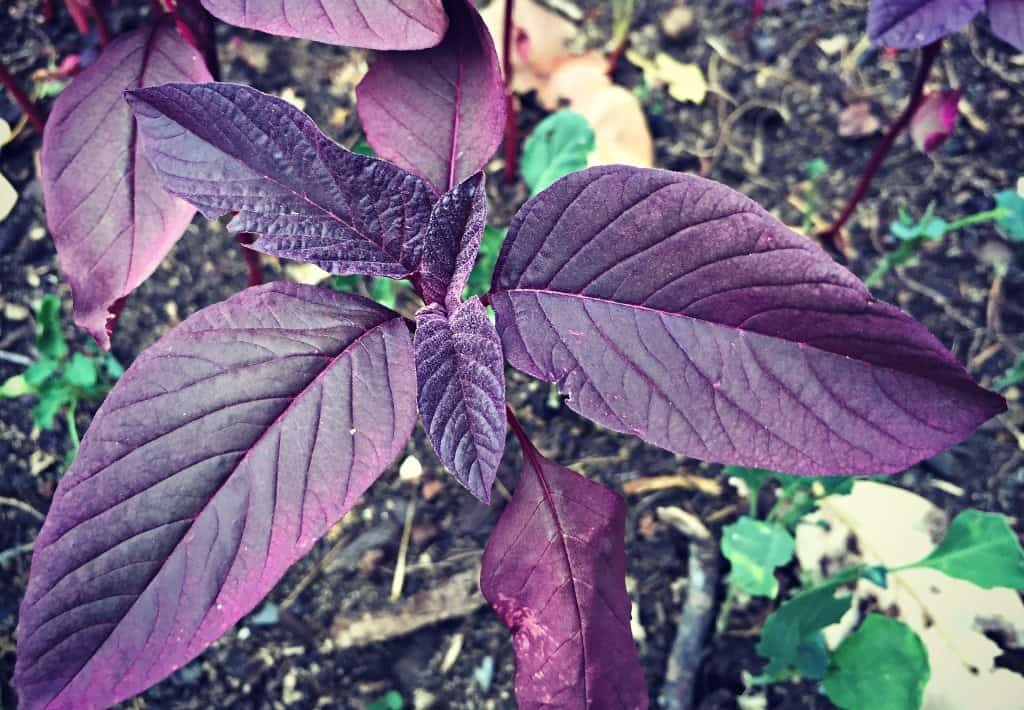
[867,0,983,47]
[414,298,505,502]
[492,165,1005,475]
[15,283,416,709]
[40,22,211,349]
[419,172,487,309]
[127,82,434,278]
[356,0,505,194]
[480,429,647,708]
[199,0,447,49]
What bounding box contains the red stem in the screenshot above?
[0,64,46,134]
[65,0,91,35]
[825,40,942,241]
[236,234,263,287]
[42,0,55,22]
[88,0,111,46]
[505,405,533,456]
[501,0,518,183]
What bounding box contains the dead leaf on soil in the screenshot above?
[625,50,708,105]
[0,172,17,223]
[795,481,1024,710]
[837,102,881,138]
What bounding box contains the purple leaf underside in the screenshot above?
[199,0,448,49]
[420,172,487,309]
[356,0,506,194]
[15,283,417,710]
[867,0,984,47]
[481,429,648,709]
[40,21,211,349]
[987,0,1024,51]
[126,82,434,279]
[414,298,506,503]
[491,165,1005,476]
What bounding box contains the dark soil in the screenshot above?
[2,0,1023,708]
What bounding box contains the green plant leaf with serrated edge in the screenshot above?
[521,111,596,196]
[757,579,852,677]
[35,294,68,361]
[902,509,1024,589]
[823,615,929,710]
[722,517,794,598]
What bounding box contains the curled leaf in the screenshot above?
[481,424,648,708]
[40,22,212,349]
[419,172,487,310]
[909,89,960,152]
[356,0,505,194]
[15,283,417,709]
[491,166,1005,475]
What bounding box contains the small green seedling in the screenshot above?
[0,295,122,463]
[721,466,1024,710]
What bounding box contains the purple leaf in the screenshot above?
[40,21,211,349]
[909,89,961,152]
[126,82,434,279]
[987,0,1024,51]
[420,172,487,309]
[356,0,505,194]
[15,283,416,710]
[414,297,505,503]
[480,421,648,709]
[867,0,984,47]
[199,0,448,49]
[491,166,1005,476]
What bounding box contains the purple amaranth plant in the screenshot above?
[13,3,1008,707]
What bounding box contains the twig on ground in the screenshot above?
[0,496,45,521]
[391,499,416,601]
[0,350,33,367]
[657,506,721,710]
[0,541,35,565]
[621,473,723,497]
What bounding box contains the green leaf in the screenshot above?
[367,690,403,710]
[757,580,853,677]
[794,633,829,680]
[32,383,72,430]
[35,294,67,361]
[721,517,794,598]
[906,509,1024,589]
[610,0,635,48]
[351,139,376,157]
[464,224,507,298]
[369,278,399,309]
[1,374,34,398]
[995,353,1024,392]
[329,275,360,293]
[63,352,98,389]
[995,189,1024,242]
[724,465,775,506]
[521,111,596,195]
[805,158,829,180]
[23,358,58,387]
[102,352,124,380]
[823,615,929,710]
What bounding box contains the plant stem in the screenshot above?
[946,207,1009,231]
[0,64,46,134]
[66,398,80,454]
[501,0,518,183]
[236,233,263,286]
[824,40,943,241]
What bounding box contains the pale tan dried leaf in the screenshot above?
[837,102,882,137]
[0,172,17,223]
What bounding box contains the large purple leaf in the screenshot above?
[126,82,434,278]
[356,0,505,194]
[867,0,984,47]
[15,283,416,709]
[414,297,505,503]
[480,421,648,708]
[420,172,487,309]
[40,21,211,349]
[199,0,447,49]
[987,0,1024,50]
[491,166,1005,476]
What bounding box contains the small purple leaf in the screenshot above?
[867,0,984,47]
[987,0,1024,51]
[199,0,448,49]
[909,89,961,152]
[15,283,417,710]
[414,297,505,503]
[126,82,434,278]
[40,21,211,349]
[356,0,505,194]
[492,166,1005,476]
[420,172,487,310]
[481,422,648,708]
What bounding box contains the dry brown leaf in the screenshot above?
[795,481,1024,710]
[837,102,881,138]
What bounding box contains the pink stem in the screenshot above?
[501,0,518,184]
[0,64,46,134]
[825,40,942,242]
[236,234,263,287]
